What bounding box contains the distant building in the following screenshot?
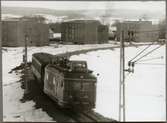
[61,20,108,44]
[116,21,159,42]
[49,29,54,39]
[49,23,61,33]
[2,18,49,47]
[158,20,166,39]
[109,26,117,40]
[49,23,62,42]
[98,25,109,43]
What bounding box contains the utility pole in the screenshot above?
[166,0,167,121]
[24,34,29,94]
[119,29,126,121]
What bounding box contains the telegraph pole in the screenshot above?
[119,29,126,121]
[24,34,29,94]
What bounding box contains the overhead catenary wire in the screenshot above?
[135,63,165,66]
[134,45,163,63]
[137,56,163,62]
[126,41,164,74]
[129,42,156,62]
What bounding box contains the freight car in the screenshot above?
[32,53,53,88]
[31,52,97,110]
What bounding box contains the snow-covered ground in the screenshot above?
[2,43,115,121]
[70,45,165,121]
[3,44,165,121]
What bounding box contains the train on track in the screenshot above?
[31,52,97,111]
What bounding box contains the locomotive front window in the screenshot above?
[72,62,87,72]
[75,63,86,68]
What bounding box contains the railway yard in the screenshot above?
[14,63,115,122]
[3,43,119,122]
[3,43,165,121]
[1,1,165,122]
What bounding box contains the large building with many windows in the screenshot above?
[61,20,108,44]
[116,20,159,42]
[2,18,49,47]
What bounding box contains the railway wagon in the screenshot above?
[43,59,97,110]
[31,52,53,87]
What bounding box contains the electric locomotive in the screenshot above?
[31,52,97,110]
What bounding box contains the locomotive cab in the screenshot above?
[44,60,97,110]
[64,61,97,110]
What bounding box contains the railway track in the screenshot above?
[82,111,113,122]
[62,109,116,122]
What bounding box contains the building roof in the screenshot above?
[122,20,152,25]
[63,19,101,24]
[2,18,21,22]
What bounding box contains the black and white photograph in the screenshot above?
[1,1,166,122]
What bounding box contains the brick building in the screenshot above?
[2,18,49,47]
[116,21,159,42]
[61,20,108,44]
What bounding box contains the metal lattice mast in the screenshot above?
[119,28,126,121]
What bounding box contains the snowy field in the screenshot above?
[3,44,165,121]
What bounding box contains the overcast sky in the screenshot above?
[2,1,165,11]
